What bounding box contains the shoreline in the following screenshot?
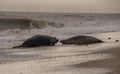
[0,32,119,74]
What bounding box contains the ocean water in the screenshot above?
[0,12,120,34]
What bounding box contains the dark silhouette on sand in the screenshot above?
[13,35,59,48]
[60,35,103,45]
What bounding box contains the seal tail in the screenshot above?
[99,40,104,43]
[12,45,22,48]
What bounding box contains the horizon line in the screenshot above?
[0,11,120,14]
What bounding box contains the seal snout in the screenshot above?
[60,40,66,44]
[55,38,59,43]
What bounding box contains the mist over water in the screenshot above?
[0,0,120,13]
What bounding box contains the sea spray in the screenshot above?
[0,18,65,30]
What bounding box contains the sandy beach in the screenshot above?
[0,13,120,74]
[0,31,119,74]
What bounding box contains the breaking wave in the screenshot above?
[0,18,65,31]
[0,13,120,33]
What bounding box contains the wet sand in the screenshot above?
[0,32,119,74]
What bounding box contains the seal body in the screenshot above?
[60,35,103,45]
[13,35,59,48]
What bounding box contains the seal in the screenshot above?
[115,40,119,42]
[60,35,103,45]
[13,35,59,48]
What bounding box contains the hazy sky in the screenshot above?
[0,0,120,13]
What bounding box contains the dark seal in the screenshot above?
[115,40,119,42]
[13,35,59,48]
[60,35,103,45]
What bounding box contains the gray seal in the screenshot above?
[13,35,59,48]
[60,35,103,45]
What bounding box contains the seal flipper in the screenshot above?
[12,45,23,48]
